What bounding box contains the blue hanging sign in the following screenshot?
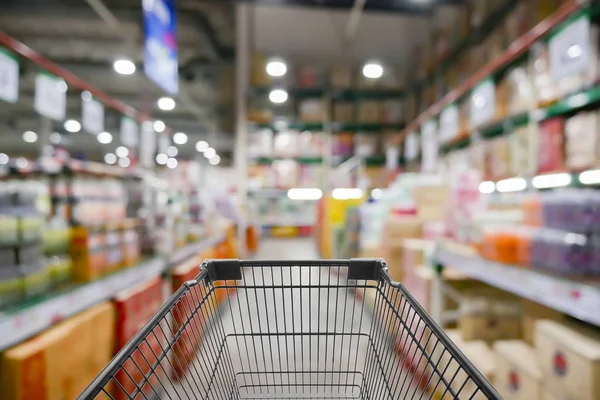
[143,0,179,95]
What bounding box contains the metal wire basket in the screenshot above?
[79,258,500,399]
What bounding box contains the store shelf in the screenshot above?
[334,122,405,132]
[436,245,600,327]
[0,235,227,351]
[256,122,324,132]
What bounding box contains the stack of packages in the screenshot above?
[0,302,115,400]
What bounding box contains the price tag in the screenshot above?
[0,48,19,103]
[549,14,591,81]
[386,147,399,171]
[120,117,139,148]
[82,97,104,133]
[35,73,66,120]
[404,132,419,161]
[439,105,459,143]
[421,119,438,173]
[470,79,495,128]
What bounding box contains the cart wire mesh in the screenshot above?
[78,259,500,400]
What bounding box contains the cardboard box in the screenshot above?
[382,216,423,280]
[522,299,565,344]
[493,340,542,400]
[459,296,522,342]
[535,320,600,400]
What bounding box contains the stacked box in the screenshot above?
[493,340,542,400]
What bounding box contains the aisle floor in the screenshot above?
[160,238,420,399]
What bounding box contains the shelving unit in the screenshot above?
[0,234,227,351]
[433,243,600,328]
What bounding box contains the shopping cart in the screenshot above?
[79,259,500,399]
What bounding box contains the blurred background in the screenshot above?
[0,0,600,399]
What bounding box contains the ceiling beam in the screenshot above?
[238,0,464,14]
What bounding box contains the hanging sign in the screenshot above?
[143,0,179,95]
[421,119,438,172]
[0,48,19,103]
[549,14,591,81]
[35,73,66,120]
[405,132,419,161]
[140,121,156,168]
[439,105,459,144]
[386,147,399,171]
[158,132,170,154]
[470,79,495,128]
[82,97,104,134]
[120,117,139,147]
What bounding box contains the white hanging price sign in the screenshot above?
[470,79,495,128]
[34,73,66,120]
[0,48,19,103]
[386,147,399,170]
[421,119,438,173]
[549,14,591,81]
[139,121,156,168]
[404,132,419,161]
[82,97,104,134]
[439,105,459,143]
[120,117,139,148]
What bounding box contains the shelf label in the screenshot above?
[439,105,459,143]
[120,116,139,148]
[386,147,399,170]
[470,79,495,128]
[549,14,591,81]
[0,48,19,103]
[421,119,438,172]
[35,73,66,120]
[405,132,419,161]
[82,97,104,134]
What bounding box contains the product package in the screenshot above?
[564,112,599,170]
[537,118,565,174]
[493,340,542,400]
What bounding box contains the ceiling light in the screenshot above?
[478,181,496,194]
[332,188,364,200]
[115,146,129,158]
[64,119,81,133]
[363,62,383,79]
[0,153,8,165]
[287,188,322,201]
[532,173,571,189]
[104,153,117,165]
[266,58,287,77]
[153,120,165,132]
[155,153,168,165]
[16,157,28,169]
[371,188,383,199]
[579,169,600,185]
[209,155,221,165]
[22,131,38,143]
[167,158,178,169]
[204,147,216,159]
[496,177,527,193]
[196,140,208,152]
[118,157,131,168]
[567,44,582,59]
[113,59,136,75]
[269,89,288,104]
[49,132,61,144]
[97,131,113,144]
[157,97,175,111]
[173,132,187,145]
[166,146,178,157]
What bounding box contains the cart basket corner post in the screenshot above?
[78,258,501,400]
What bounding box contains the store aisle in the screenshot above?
[252,237,319,260]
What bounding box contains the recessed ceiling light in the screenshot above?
[115,146,129,158]
[157,97,175,111]
[0,153,8,165]
[266,58,287,77]
[166,146,178,157]
[173,132,187,145]
[209,155,221,165]
[167,158,178,169]
[113,59,136,75]
[155,153,168,165]
[64,119,81,133]
[16,157,28,169]
[97,131,113,144]
[104,153,117,165]
[269,89,288,104]
[22,131,38,143]
[195,140,208,152]
[153,120,165,132]
[118,157,131,168]
[363,62,384,79]
[204,147,216,159]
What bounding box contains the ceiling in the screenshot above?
[0,0,461,165]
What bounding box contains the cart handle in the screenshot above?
[203,258,387,281]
